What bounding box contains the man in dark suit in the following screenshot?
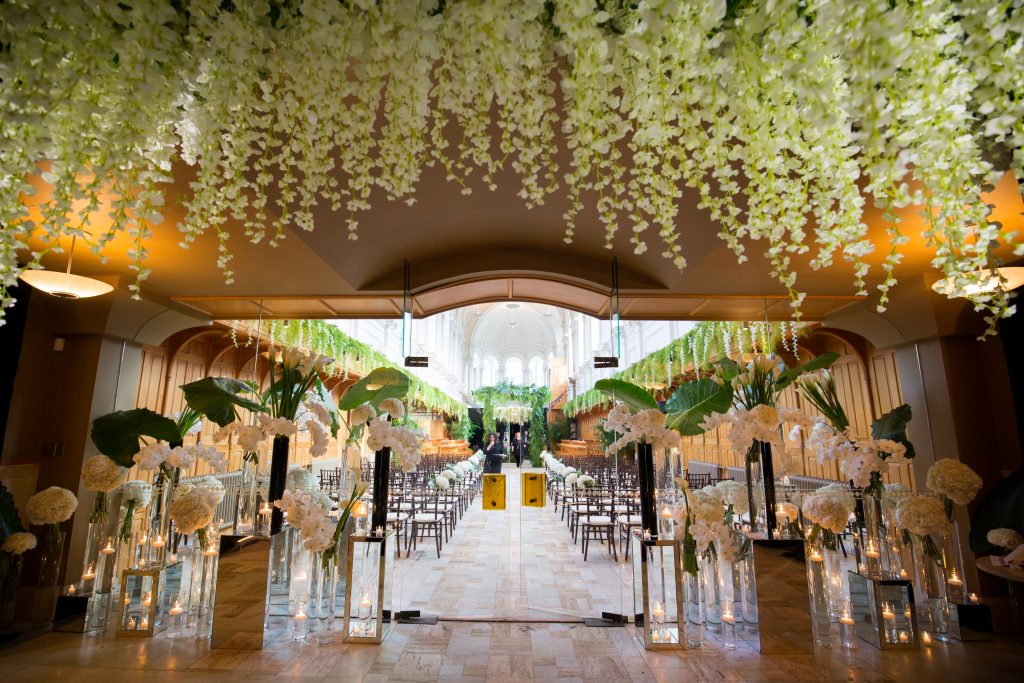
[522,428,531,466]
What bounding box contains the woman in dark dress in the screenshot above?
[483,432,503,473]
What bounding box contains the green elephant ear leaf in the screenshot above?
[90,409,180,467]
[969,468,1024,553]
[339,367,411,410]
[871,403,915,460]
[776,352,840,391]
[594,379,659,412]
[0,482,24,541]
[181,376,265,427]
[711,357,740,383]
[664,379,734,436]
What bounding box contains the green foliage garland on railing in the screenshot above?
[227,319,467,421]
[564,321,801,417]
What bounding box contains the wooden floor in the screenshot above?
[0,464,1019,681]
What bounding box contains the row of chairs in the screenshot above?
[380,471,482,558]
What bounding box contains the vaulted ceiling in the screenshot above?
[21,152,1024,323]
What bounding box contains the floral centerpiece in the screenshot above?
[26,486,78,551]
[81,455,128,521]
[118,480,153,543]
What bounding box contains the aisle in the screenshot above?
[395,464,631,620]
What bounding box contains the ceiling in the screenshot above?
[20,147,1024,322]
[464,302,562,363]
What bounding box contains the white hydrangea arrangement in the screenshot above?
[894,495,950,560]
[26,486,79,551]
[801,484,856,539]
[1,532,37,555]
[714,479,749,519]
[286,466,318,493]
[576,474,595,489]
[168,482,217,544]
[82,455,128,493]
[987,528,1024,552]
[430,474,451,492]
[926,458,983,508]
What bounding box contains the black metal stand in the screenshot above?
[269,435,289,535]
[371,447,391,532]
[761,441,777,540]
[636,443,657,538]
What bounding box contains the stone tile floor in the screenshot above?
[0,465,1019,681]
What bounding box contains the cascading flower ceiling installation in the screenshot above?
[2,0,1022,332]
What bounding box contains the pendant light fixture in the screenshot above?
[18,236,113,300]
[931,267,1024,298]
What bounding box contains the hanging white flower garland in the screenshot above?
[2,0,1022,333]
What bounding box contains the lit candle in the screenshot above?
[969,592,979,604]
[126,617,136,630]
[808,550,824,563]
[294,608,307,622]
[947,570,962,587]
[352,625,362,636]
[651,601,666,623]
[68,584,76,595]
[922,631,932,645]
[359,594,373,610]
[259,504,272,517]
[722,610,735,624]
[660,505,672,519]
[643,529,651,541]
[168,552,177,564]
[150,534,165,548]
[374,525,384,536]
[140,532,148,545]
[168,598,184,617]
[904,606,912,620]
[204,545,218,557]
[140,616,149,630]
[882,605,895,621]
[898,631,908,643]
[839,614,855,626]
[352,500,368,518]
[865,541,880,559]
[898,568,908,579]
[858,563,867,573]
[123,593,131,605]
[651,630,660,642]
[143,591,152,607]
[81,563,96,581]
[99,539,115,555]
[776,505,788,522]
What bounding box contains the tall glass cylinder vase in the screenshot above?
[683,570,704,648]
[0,554,24,630]
[289,538,313,618]
[883,506,914,582]
[188,529,220,640]
[145,477,174,568]
[310,553,337,644]
[30,527,65,624]
[744,443,769,534]
[942,520,968,605]
[738,535,758,633]
[860,494,886,578]
[910,532,950,637]
[717,538,739,648]
[80,492,120,595]
[700,549,722,633]
[805,532,832,646]
[235,456,260,535]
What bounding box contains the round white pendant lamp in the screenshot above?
[18,236,113,300]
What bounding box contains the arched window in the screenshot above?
[528,356,545,386]
[504,357,524,384]
[482,356,499,386]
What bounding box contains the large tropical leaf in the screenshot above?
[870,404,915,460]
[711,356,740,383]
[664,379,734,436]
[181,376,265,427]
[0,482,24,541]
[339,367,411,410]
[594,379,658,412]
[776,352,840,391]
[969,468,1024,553]
[90,409,180,467]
